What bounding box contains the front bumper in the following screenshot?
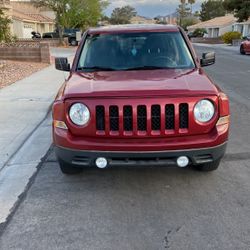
[55,142,227,168]
[53,122,229,152]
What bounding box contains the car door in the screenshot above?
[246,39,250,52]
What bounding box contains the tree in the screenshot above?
[110,5,137,24]
[223,0,250,22]
[179,0,195,14]
[59,0,109,29]
[188,0,196,14]
[0,8,12,42]
[177,2,191,27]
[200,0,226,21]
[194,10,200,18]
[181,17,199,30]
[32,0,108,42]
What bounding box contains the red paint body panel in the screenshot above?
[61,69,218,100]
[241,40,250,53]
[53,124,228,151]
[88,24,179,35]
[53,25,230,153]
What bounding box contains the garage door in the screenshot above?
[23,25,34,39]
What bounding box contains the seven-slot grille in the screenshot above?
[96,103,189,135]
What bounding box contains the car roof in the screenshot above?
[88,24,180,35]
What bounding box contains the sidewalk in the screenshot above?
[0,48,75,225]
[0,64,66,170]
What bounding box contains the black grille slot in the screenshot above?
[165,104,175,130]
[96,106,105,131]
[137,105,147,131]
[179,103,189,129]
[151,105,161,130]
[123,106,133,131]
[109,106,119,131]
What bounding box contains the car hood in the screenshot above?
[62,68,219,100]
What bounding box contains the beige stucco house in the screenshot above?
[187,15,236,38]
[233,19,250,37]
[0,0,55,39]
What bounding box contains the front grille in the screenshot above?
[137,105,147,131]
[123,106,133,131]
[109,106,119,131]
[151,105,161,130]
[95,103,189,136]
[179,103,189,129]
[96,106,105,131]
[165,104,175,130]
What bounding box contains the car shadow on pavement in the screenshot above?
[43,147,221,194]
[1,147,250,250]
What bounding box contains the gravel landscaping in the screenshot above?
[0,61,49,89]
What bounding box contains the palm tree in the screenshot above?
[188,0,195,14]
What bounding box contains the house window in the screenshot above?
[214,28,219,37]
[208,28,212,37]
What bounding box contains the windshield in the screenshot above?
[78,32,195,71]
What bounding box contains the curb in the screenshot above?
[0,111,53,231]
[0,146,53,235]
[0,102,53,173]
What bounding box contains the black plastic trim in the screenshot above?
[55,142,227,168]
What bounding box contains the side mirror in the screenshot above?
[200,52,215,67]
[55,57,70,72]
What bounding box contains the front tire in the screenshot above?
[58,159,83,175]
[194,159,221,172]
[240,45,245,55]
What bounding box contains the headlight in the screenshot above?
[194,99,215,123]
[69,103,90,126]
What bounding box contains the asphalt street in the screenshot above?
[0,46,250,250]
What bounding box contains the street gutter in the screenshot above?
[0,113,53,228]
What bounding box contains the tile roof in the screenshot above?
[26,13,54,23]
[188,15,236,29]
[12,10,54,23]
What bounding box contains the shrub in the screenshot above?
[193,28,207,37]
[221,31,242,44]
[0,9,12,43]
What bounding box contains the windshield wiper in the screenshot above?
[124,66,170,71]
[78,66,117,71]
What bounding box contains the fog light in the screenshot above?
[177,156,189,168]
[95,157,108,169]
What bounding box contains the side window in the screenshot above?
[79,37,92,68]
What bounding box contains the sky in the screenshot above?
[105,0,204,18]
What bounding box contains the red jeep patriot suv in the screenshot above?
[53,24,230,174]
